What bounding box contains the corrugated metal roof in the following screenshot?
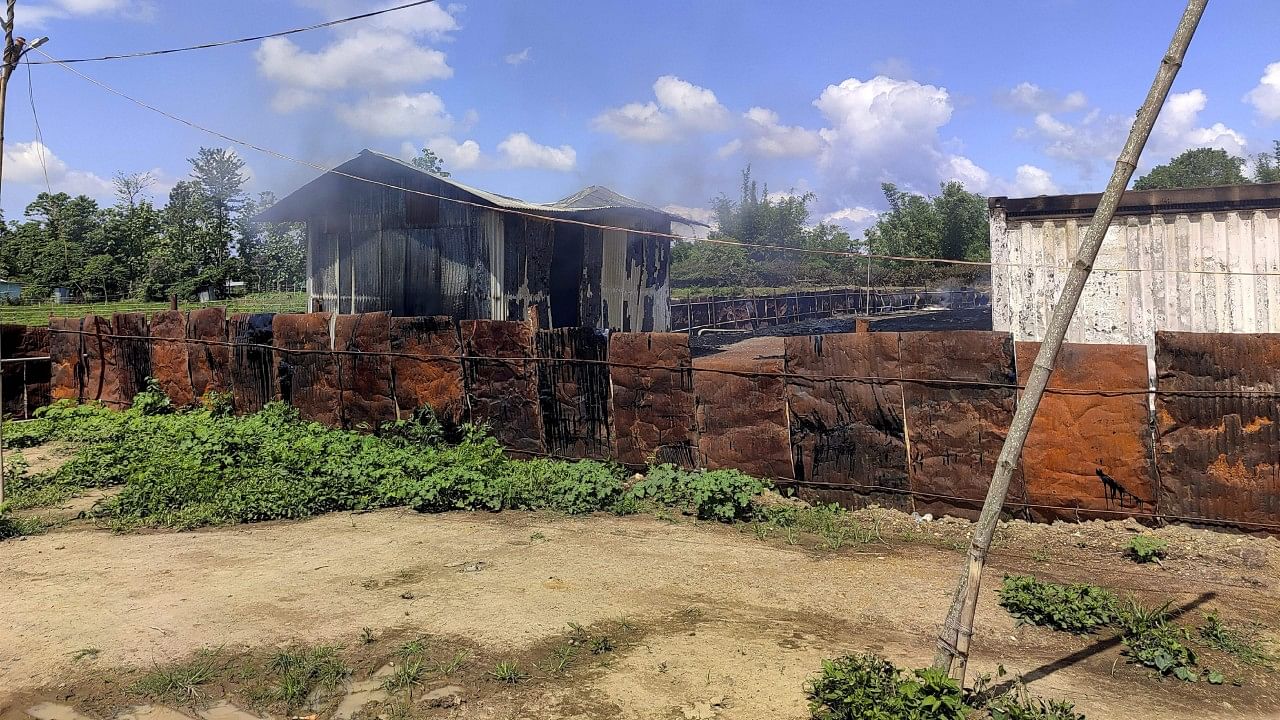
[258,149,706,228]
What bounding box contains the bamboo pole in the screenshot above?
[932,0,1209,683]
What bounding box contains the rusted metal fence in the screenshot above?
[668,287,988,332]
[13,311,1280,533]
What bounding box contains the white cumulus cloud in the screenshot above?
[593,76,730,142]
[294,0,458,37]
[257,29,452,98]
[497,133,576,171]
[741,107,822,158]
[4,140,113,199]
[424,136,482,170]
[999,82,1088,114]
[337,92,453,137]
[1246,62,1280,122]
[1011,165,1060,196]
[18,0,153,26]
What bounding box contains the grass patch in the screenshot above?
[259,644,348,707]
[134,649,225,701]
[1198,610,1275,667]
[490,660,527,684]
[1126,535,1168,564]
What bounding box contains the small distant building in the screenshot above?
[258,150,700,331]
[989,182,1280,350]
[51,287,72,304]
[0,278,20,301]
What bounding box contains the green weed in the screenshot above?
[629,464,770,522]
[434,649,470,675]
[382,658,426,694]
[1127,535,1168,564]
[997,575,1117,634]
[134,649,224,700]
[1115,598,1203,682]
[264,644,349,706]
[1198,610,1274,667]
[490,660,527,684]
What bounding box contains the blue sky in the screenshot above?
[5,0,1280,237]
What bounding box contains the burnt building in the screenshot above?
[258,150,698,331]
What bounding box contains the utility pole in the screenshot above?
[0,0,47,504]
[932,0,1208,683]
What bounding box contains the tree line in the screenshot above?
[1133,141,1280,189]
[671,166,989,292]
[0,147,304,303]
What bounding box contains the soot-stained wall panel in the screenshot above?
[336,312,396,429]
[693,337,792,480]
[1,324,50,419]
[389,316,466,426]
[784,332,909,509]
[536,327,611,459]
[187,307,229,399]
[229,313,277,414]
[608,332,697,467]
[150,310,194,406]
[81,315,130,408]
[1016,342,1156,522]
[900,330,1025,520]
[112,313,151,404]
[49,317,82,402]
[1155,332,1280,528]
[274,312,341,426]
[461,320,544,455]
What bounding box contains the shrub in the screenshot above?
[998,576,1117,634]
[505,459,625,515]
[1115,598,1202,682]
[1126,535,1167,564]
[806,652,965,720]
[985,686,1086,720]
[630,464,770,522]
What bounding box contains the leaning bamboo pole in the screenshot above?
[932,0,1210,683]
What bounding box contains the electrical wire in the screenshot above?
[32,45,1280,279]
[26,1,439,64]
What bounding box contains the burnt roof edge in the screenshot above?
[991,181,1280,220]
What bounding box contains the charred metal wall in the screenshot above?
[301,170,671,332]
[1,324,50,420]
[36,313,1280,532]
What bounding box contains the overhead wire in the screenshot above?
[30,45,1280,279]
[26,1,439,64]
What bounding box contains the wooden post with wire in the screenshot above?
[931,0,1209,684]
[0,0,48,503]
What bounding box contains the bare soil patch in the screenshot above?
[1,509,1277,719]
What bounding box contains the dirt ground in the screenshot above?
[2,506,1278,720]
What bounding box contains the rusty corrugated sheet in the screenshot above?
[1155,331,1280,527]
[1,324,50,419]
[1016,341,1156,521]
[48,317,82,402]
[608,332,697,467]
[901,330,1025,520]
[693,337,792,480]
[389,315,466,426]
[188,307,229,399]
[784,332,910,510]
[536,327,611,459]
[335,312,396,429]
[229,313,277,414]
[112,313,150,404]
[150,310,193,406]
[81,315,129,408]
[274,312,342,426]
[461,319,544,455]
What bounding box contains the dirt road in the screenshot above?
[2,510,1277,719]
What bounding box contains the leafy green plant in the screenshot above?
[504,459,625,515]
[1126,535,1168,564]
[1115,598,1201,681]
[434,649,469,675]
[997,575,1117,634]
[985,685,1086,720]
[629,464,770,522]
[133,379,174,416]
[1198,610,1275,666]
[0,503,44,539]
[589,635,615,655]
[805,652,966,720]
[382,658,425,694]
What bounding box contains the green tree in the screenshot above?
[239,191,305,291]
[1253,141,1280,184]
[411,147,450,176]
[863,181,989,285]
[1133,147,1249,190]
